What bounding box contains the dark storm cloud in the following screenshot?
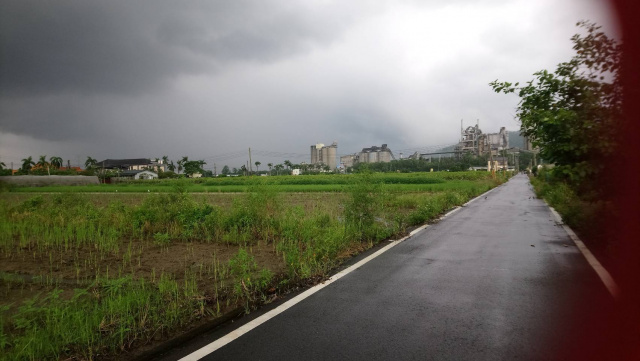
[0,0,350,97]
[155,2,349,63]
[0,0,616,166]
[0,95,118,141]
[1,1,190,96]
[0,0,356,141]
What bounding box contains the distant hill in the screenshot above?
[434,144,457,157]
[508,130,525,149]
[438,144,457,152]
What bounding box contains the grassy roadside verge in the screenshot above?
[0,172,510,360]
[528,172,616,271]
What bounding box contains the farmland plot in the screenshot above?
[0,171,509,360]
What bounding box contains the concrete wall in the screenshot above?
[340,155,356,168]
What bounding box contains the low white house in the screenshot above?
[292,169,301,176]
[120,170,158,180]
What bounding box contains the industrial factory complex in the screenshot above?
[339,144,395,168]
[311,121,529,171]
[310,142,396,170]
[455,121,509,156]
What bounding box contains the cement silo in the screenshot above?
[324,142,337,170]
[310,141,337,170]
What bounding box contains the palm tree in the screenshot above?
[274,164,284,175]
[21,156,35,172]
[36,155,51,175]
[240,165,247,176]
[255,161,261,174]
[49,156,63,169]
[267,163,273,176]
[168,161,176,172]
[161,155,170,172]
[177,156,188,174]
[0,161,6,170]
[85,156,97,170]
[284,160,292,170]
[37,155,49,168]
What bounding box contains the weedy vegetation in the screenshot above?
[0,171,509,360]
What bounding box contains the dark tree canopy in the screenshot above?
[490,21,621,187]
[183,159,206,177]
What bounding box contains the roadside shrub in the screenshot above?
[343,171,383,234]
[131,191,216,241]
[223,180,280,243]
[229,249,273,312]
[158,171,179,179]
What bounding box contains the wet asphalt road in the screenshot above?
[167,174,615,360]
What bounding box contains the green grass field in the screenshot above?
[0,171,510,360]
[7,172,495,193]
[9,181,489,194]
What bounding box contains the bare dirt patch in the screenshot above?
[0,240,286,313]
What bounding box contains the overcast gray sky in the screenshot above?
[0,0,617,169]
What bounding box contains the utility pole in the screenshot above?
[214,163,217,176]
[248,148,253,175]
[489,147,495,179]
[11,162,13,175]
[476,119,480,157]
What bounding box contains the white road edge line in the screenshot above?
[547,206,620,299]
[179,186,498,361]
[443,186,499,218]
[178,225,428,361]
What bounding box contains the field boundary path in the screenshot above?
[161,174,617,361]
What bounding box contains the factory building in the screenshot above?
[455,120,509,156]
[458,121,483,155]
[485,127,509,154]
[340,154,356,168]
[310,142,338,170]
[341,144,395,168]
[358,144,394,163]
